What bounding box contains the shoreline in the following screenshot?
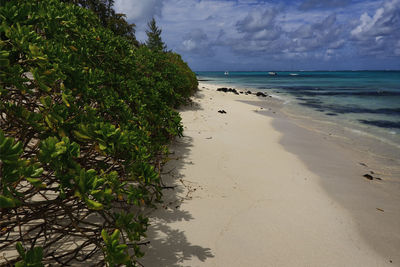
[202,82,400,182]
[141,83,400,266]
[196,78,400,159]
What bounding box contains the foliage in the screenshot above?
[15,243,44,267]
[145,18,166,52]
[162,52,199,105]
[0,0,197,265]
[61,0,138,45]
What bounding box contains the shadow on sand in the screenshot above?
[240,97,400,264]
[139,91,214,266]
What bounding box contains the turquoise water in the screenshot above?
[197,71,400,147]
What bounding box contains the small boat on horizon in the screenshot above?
[290,73,299,76]
[224,71,229,75]
[268,72,277,76]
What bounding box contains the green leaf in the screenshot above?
[32,167,44,178]
[16,242,25,259]
[116,244,127,250]
[0,50,10,66]
[0,51,9,57]
[39,96,51,108]
[110,229,120,241]
[72,130,91,141]
[61,92,70,107]
[24,246,44,266]
[98,143,107,151]
[0,136,13,153]
[84,197,103,210]
[33,247,43,262]
[29,44,40,56]
[10,141,23,154]
[26,178,46,188]
[0,195,18,208]
[44,115,53,129]
[101,229,109,243]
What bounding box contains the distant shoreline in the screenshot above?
[195,70,400,73]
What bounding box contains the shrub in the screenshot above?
[0,0,196,265]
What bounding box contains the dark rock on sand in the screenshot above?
[363,174,373,180]
[217,88,239,95]
[246,90,252,94]
[256,92,267,97]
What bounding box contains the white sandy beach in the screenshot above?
[141,83,400,266]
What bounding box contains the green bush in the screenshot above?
[0,0,197,265]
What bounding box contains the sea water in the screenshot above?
[196,71,400,157]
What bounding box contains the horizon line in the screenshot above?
[194,69,400,72]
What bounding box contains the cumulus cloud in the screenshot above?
[207,7,284,55]
[351,0,400,38]
[291,14,345,52]
[114,0,164,24]
[225,9,344,57]
[115,0,400,69]
[236,8,277,33]
[351,0,400,56]
[180,28,214,56]
[235,8,282,43]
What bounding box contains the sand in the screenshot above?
[140,83,399,267]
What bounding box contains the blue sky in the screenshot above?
[114,0,400,71]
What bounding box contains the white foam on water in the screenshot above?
[270,94,291,104]
[349,128,369,136]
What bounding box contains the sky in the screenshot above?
[114,0,400,71]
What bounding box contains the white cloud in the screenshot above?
[350,0,400,56]
[236,8,277,33]
[182,39,196,51]
[114,0,164,24]
[114,0,400,69]
[180,28,212,56]
[290,13,345,52]
[351,8,385,38]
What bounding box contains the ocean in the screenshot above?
[196,71,400,155]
